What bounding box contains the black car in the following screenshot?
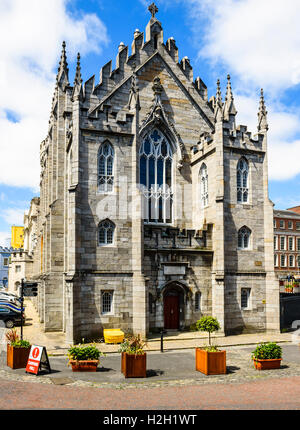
[0,304,25,328]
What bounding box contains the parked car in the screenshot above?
[0,294,20,305]
[0,304,25,328]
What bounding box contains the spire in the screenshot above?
[258,88,268,132]
[214,79,223,122]
[74,53,82,87]
[57,41,69,87]
[224,74,237,121]
[72,52,83,101]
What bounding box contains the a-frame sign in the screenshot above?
[25,345,51,375]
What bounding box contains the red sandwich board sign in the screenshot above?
[26,345,51,375]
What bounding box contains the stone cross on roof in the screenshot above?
[148,2,158,19]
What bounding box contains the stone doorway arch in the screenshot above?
[162,281,188,330]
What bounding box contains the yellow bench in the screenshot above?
[103,329,125,344]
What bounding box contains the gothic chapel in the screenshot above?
[34,4,279,343]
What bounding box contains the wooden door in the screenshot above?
[164,295,179,329]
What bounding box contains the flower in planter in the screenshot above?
[196,316,221,349]
[5,328,30,348]
[118,334,147,355]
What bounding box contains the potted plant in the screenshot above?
[252,342,282,370]
[118,334,147,378]
[67,343,105,372]
[6,329,31,369]
[195,316,226,375]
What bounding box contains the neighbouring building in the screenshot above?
[287,206,300,215]
[8,198,40,294]
[273,208,300,286]
[24,3,279,343]
[0,247,14,288]
[11,226,24,249]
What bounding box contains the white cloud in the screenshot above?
[0,0,108,190]
[1,207,27,226]
[0,232,11,248]
[187,0,300,92]
[180,0,300,181]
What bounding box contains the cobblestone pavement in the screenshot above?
[1,344,300,390]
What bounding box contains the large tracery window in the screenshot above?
[237,157,249,203]
[200,163,208,207]
[139,128,173,224]
[98,142,114,193]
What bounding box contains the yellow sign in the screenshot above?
[11,226,24,249]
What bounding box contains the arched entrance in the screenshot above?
[163,282,186,330]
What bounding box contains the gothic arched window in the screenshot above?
[238,226,251,249]
[98,141,114,193]
[139,128,173,223]
[237,157,249,203]
[98,219,115,245]
[200,163,208,207]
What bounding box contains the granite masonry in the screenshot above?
[20,4,279,343]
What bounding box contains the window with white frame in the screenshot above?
[101,291,113,314]
[237,158,249,203]
[288,237,294,251]
[241,288,251,309]
[98,141,114,192]
[298,255,300,267]
[139,128,173,224]
[274,219,277,228]
[200,163,208,208]
[98,219,115,245]
[3,258,8,267]
[195,292,201,311]
[280,254,286,267]
[238,226,251,249]
[280,220,285,229]
[274,254,278,267]
[280,236,286,250]
[297,238,300,251]
[274,236,277,250]
[288,221,293,229]
[297,222,300,231]
[289,255,295,267]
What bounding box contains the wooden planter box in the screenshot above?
[69,360,99,372]
[7,344,31,369]
[253,358,282,370]
[195,348,226,375]
[121,352,146,378]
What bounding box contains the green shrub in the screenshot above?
[196,316,220,346]
[11,339,31,348]
[252,342,282,360]
[67,344,104,361]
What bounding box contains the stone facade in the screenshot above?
[27,4,279,343]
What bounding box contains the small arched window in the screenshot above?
[98,219,115,245]
[98,142,114,193]
[238,226,251,249]
[200,163,208,207]
[237,158,249,203]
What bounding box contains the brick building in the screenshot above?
[23,4,279,343]
[273,209,300,284]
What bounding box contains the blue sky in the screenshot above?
[0,0,300,245]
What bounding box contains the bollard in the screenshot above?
[160,330,164,353]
